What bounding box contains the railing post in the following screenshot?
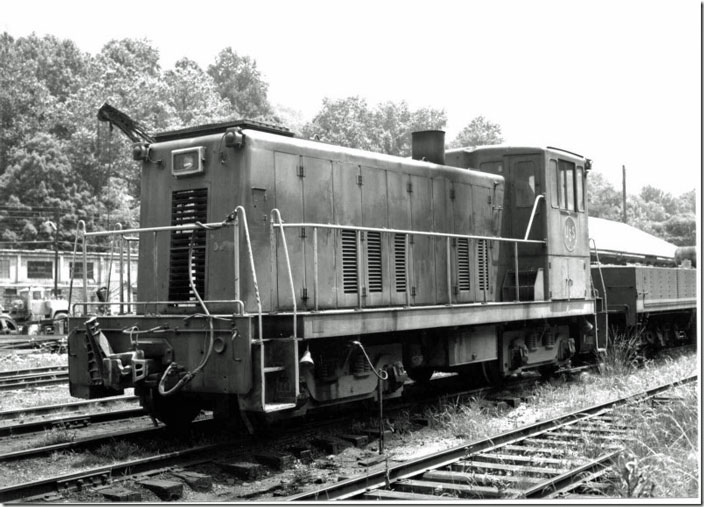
[405,234,410,307]
[82,227,88,304]
[357,230,363,309]
[514,242,520,302]
[446,236,452,305]
[271,209,297,339]
[119,226,124,314]
[313,227,319,311]
[234,215,240,303]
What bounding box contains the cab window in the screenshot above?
[549,159,559,208]
[576,166,585,211]
[514,160,536,207]
[554,159,579,211]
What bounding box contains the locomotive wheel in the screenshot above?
[407,367,434,383]
[538,364,559,380]
[139,388,202,429]
[458,364,487,388]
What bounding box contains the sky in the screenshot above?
[1,0,701,198]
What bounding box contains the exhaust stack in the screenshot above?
[411,130,445,165]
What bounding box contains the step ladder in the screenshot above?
[253,337,300,413]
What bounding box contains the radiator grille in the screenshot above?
[394,234,407,293]
[367,231,382,293]
[477,239,489,291]
[341,229,358,294]
[457,238,470,291]
[169,188,208,302]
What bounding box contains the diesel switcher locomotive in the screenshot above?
[67,105,696,427]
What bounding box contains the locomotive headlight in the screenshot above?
[172,147,205,177]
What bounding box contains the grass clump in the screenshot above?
[606,383,699,498]
[37,426,77,446]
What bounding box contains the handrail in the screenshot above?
[82,222,234,237]
[232,206,262,341]
[67,220,86,311]
[590,237,608,352]
[270,221,545,245]
[270,209,297,339]
[524,194,545,241]
[71,300,245,316]
[271,218,540,304]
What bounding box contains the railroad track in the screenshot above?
[0,365,68,391]
[0,406,145,438]
[0,394,138,422]
[287,375,697,501]
[0,371,549,503]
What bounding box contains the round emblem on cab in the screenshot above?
[563,216,577,252]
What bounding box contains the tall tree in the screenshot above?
[449,116,503,148]
[0,33,55,174]
[373,101,447,157]
[301,97,446,155]
[586,171,623,221]
[207,47,272,119]
[301,96,378,151]
[164,57,235,127]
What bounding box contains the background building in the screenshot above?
[0,248,138,310]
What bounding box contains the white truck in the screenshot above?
[9,287,69,334]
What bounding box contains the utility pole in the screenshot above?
[53,210,60,297]
[622,165,627,224]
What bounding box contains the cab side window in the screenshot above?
[514,160,536,207]
[552,159,583,212]
[550,159,559,208]
[576,166,585,211]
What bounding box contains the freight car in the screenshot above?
[67,106,696,427]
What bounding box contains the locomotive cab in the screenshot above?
[445,146,592,304]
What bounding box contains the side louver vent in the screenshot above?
[457,238,470,291]
[169,188,208,303]
[477,239,489,291]
[394,234,407,293]
[341,229,358,294]
[367,231,382,293]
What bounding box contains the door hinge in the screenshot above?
[450,188,456,200]
[357,174,363,186]
[300,228,306,239]
[302,287,308,300]
[407,182,413,193]
[297,164,305,177]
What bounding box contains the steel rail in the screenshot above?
[0,375,68,391]
[0,407,145,437]
[286,374,697,501]
[0,423,168,463]
[0,366,67,378]
[0,440,229,503]
[0,394,137,420]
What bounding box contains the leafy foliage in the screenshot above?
[207,47,272,119]
[449,115,503,148]
[0,32,694,251]
[301,96,447,156]
[587,173,696,246]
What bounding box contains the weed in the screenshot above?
[37,426,77,446]
[93,440,143,461]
